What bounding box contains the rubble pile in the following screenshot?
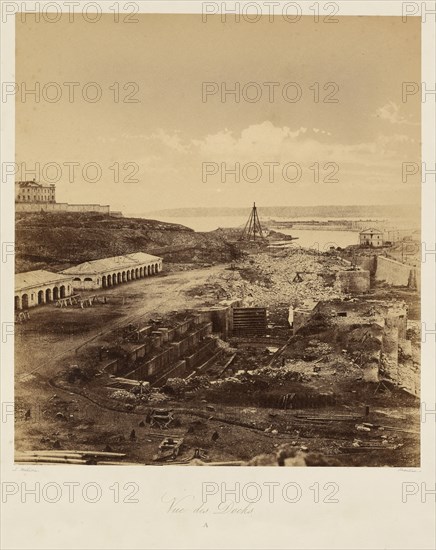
[147,390,169,404]
[162,375,210,397]
[201,250,347,307]
[109,389,137,403]
[245,364,309,383]
[248,446,342,467]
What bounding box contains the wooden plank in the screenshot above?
[17,450,126,458]
[15,457,87,464]
[219,353,236,377]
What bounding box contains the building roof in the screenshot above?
[127,252,162,263]
[15,270,73,292]
[359,228,383,235]
[61,252,162,276]
[16,180,55,188]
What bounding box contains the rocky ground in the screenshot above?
[186,248,351,309]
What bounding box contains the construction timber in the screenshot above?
[240,202,266,242]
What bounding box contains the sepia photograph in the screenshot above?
[12,12,423,468]
[2,3,435,549]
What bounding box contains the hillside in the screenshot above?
[15,212,242,273]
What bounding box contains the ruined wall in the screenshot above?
[376,256,413,287]
[124,322,213,380]
[356,255,377,275]
[335,270,370,293]
[293,309,314,334]
[385,313,407,340]
[196,306,231,338]
[302,298,412,385]
[381,326,400,379]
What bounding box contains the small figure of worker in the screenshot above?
[288,305,294,329]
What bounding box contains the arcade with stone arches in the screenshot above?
[100,261,161,289]
[15,271,73,310]
[62,253,163,291]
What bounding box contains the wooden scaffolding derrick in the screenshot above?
[240,202,265,242]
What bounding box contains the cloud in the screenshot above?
[188,121,415,169]
[86,120,419,211]
[192,122,308,159]
[107,121,419,185]
[374,101,417,126]
[149,129,188,154]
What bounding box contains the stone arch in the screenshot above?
[60,285,66,298]
[135,268,139,279]
[127,271,131,281]
[107,276,112,286]
[122,271,126,282]
[22,294,29,309]
[112,273,117,285]
[117,272,121,284]
[155,263,159,273]
[102,276,107,288]
[45,288,52,302]
[15,295,21,310]
[38,290,44,304]
[53,287,59,300]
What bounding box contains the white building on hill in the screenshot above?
[359,228,383,248]
[15,180,56,203]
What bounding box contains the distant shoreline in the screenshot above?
[138,204,419,220]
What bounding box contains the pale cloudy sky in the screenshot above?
[16,15,421,213]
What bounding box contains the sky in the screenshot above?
[15,14,421,214]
